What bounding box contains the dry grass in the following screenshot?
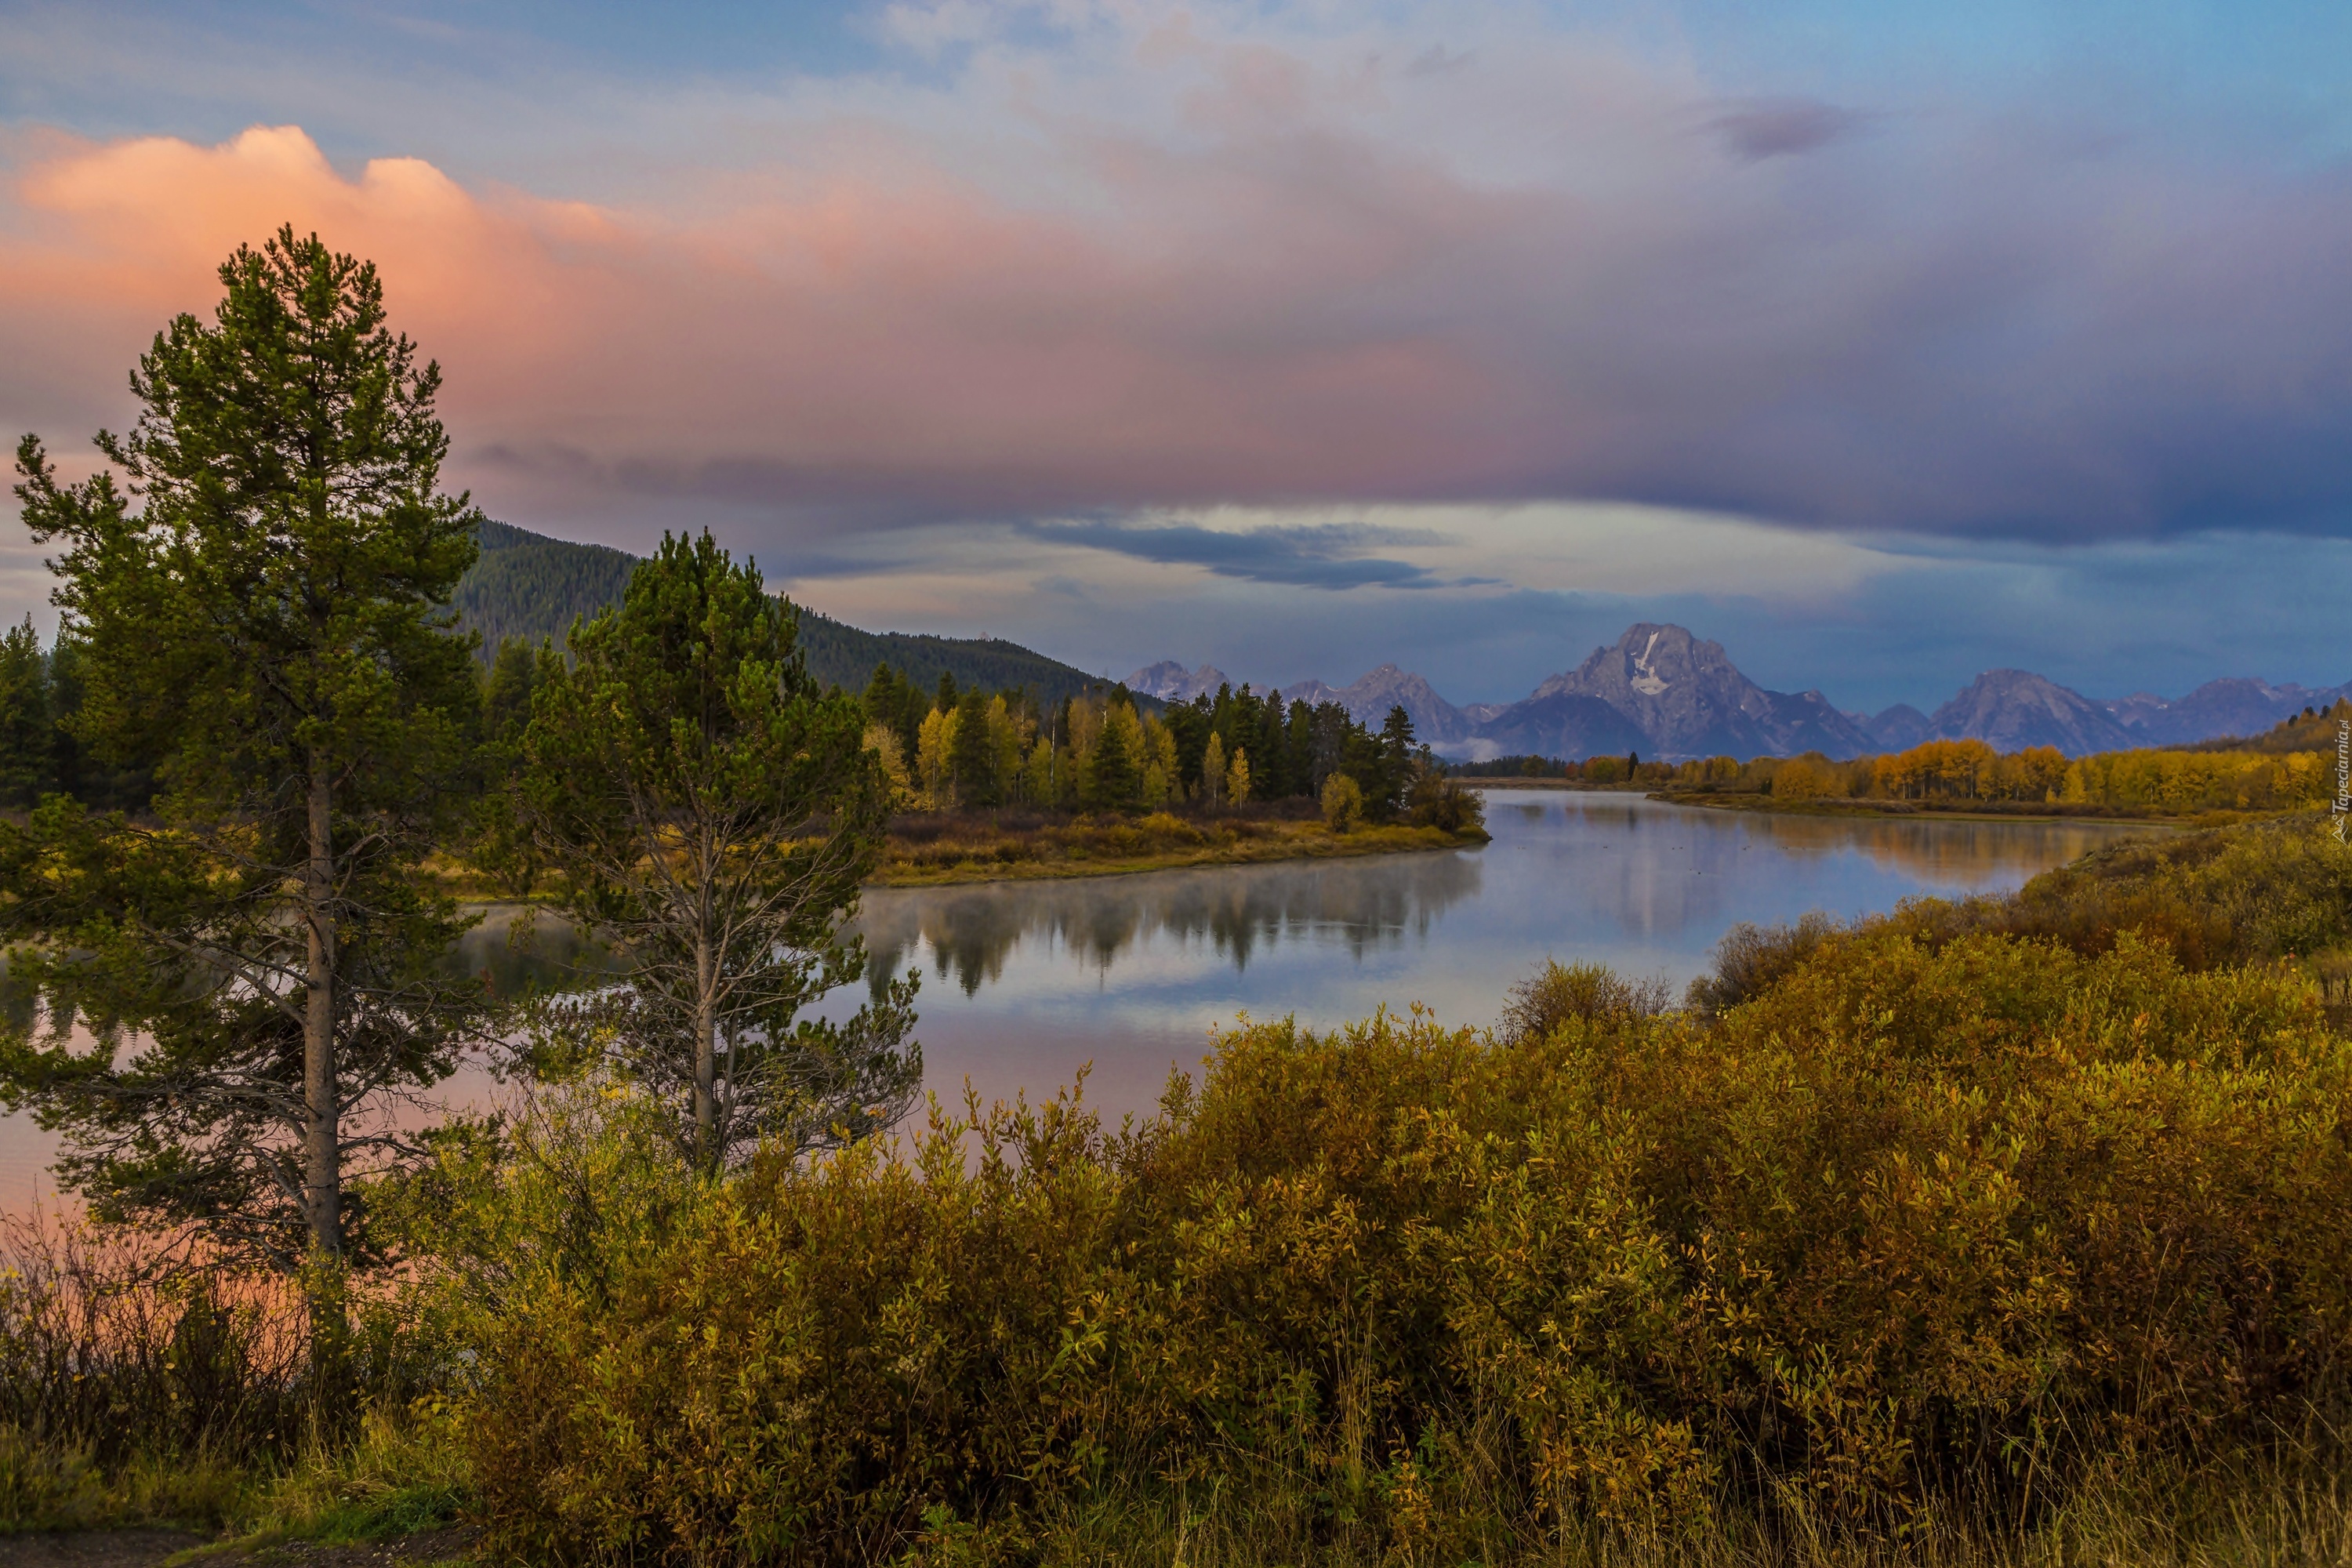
[902,1436,2352,1567]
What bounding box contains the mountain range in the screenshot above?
[1129,625,2350,762]
[455,526,2338,762]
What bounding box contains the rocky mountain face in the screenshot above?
[1465,693,1648,761]
[1131,625,2347,763]
[1319,665,1476,743]
[1125,661,1231,703]
[2100,678,2347,746]
[1146,663,1478,744]
[1529,625,1875,760]
[1862,705,1933,750]
[1929,670,2136,755]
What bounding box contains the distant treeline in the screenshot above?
[858,665,1479,830]
[1446,702,2347,816]
[1452,753,1661,784]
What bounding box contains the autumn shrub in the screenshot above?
[0,1218,310,1482]
[1685,911,1840,1014]
[1322,774,1365,833]
[445,925,2352,1565]
[1498,959,1671,1042]
[1878,811,2352,971]
[1405,769,1487,834]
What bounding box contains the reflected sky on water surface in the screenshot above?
[822,792,2156,1123]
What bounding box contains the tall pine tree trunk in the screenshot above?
[694,930,717,1169]
[301,753,345,1386]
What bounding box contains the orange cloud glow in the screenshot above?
[1,122,1538,535]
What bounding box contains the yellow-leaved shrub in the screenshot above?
[447,932,2352,1564]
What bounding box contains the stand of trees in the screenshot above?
[860,666,1468,825]
[0,230,910,1387]
[1680,737,2334,812]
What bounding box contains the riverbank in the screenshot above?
[873,808,1486,887]
[419,807,1489,901]
[1650,789,2239,827]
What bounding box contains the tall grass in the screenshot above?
[0,1210,461,1537]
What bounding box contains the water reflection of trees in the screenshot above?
[1518,794,2149,890]
[441,908,630,998]
[855,853,1486,996]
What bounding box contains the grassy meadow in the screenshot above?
[2,812,2350,1566]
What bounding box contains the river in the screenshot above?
[814,790,2151,1123]
[0,792,2153,1200]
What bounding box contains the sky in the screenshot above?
[2,0,2348,712]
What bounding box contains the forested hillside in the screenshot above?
[453,520,1132,706]
[450,520,637,651]
[794,612,1138,710]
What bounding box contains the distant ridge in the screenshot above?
[453,521,1132,708]
[454,531,2351,757]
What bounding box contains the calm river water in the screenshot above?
[817,791,2150,1124]
[0,792,2152,1200]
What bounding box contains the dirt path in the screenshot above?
[0,1528,476,1568]
[0,1533,205,1568]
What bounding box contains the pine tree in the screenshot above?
[1376,706,1418,819]
[482,635,540,746]
[522,532,918,1171]
[949,687,998,808]
[0,619,49,807]
[468,635,554,898]
[2,229,488,1368]
[1089,701,1141,813]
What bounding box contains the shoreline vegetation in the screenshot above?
[424,798,1491,901]
[873,802,1486,886]
[1650,789,2212,826]
[1457,702,2347,826]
